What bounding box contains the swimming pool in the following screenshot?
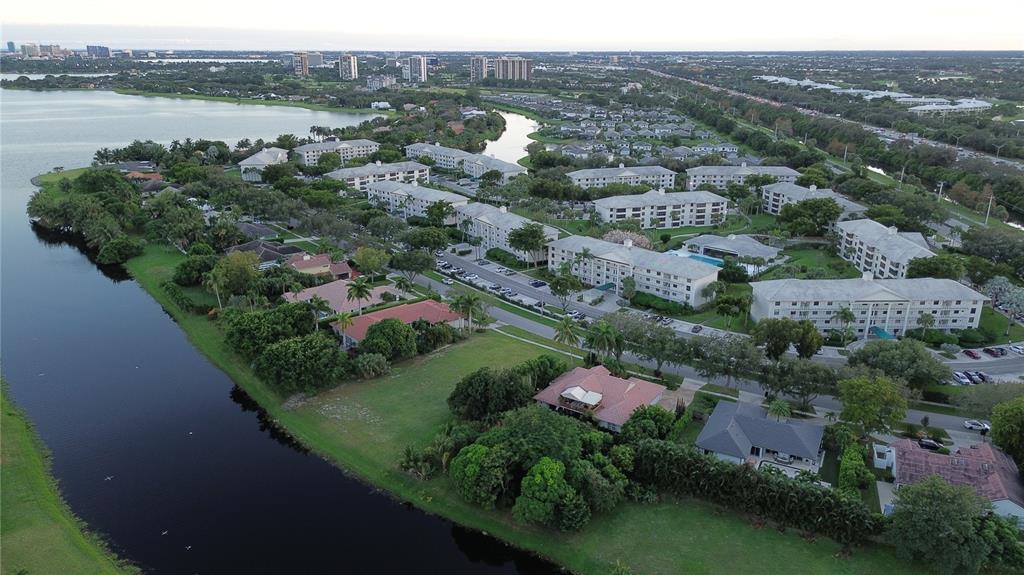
[670,251,725,267]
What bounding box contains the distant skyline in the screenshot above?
[4,1,1023,52]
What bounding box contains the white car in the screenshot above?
[441,278,454,286]
[1009,344,1024,355]
[952,372,972,386]
[963,420,990,432]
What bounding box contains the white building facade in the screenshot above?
[835,219,935,279]
[405,142,473,170]
[366,181,468,224]
[337,55,359,80]
[685,164,799,190]
[294,139,379,165]
[454,203,558,264]
[592,189,728,229]
[238,147,289,182]
[325,161,430,191]
[567,164,677,190]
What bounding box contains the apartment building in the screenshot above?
[290,52,309,76]
[238,147,289,182]
[547,235,720,307]
[403,55,428,83]
[493,57,533,81]
[692,142,739,159]
[750,277,987,338]
[470,56,488,82]
[338,54,359,80]
[454,203,559,264]
[293,139,380,165]
[592,189,728,229]
[835,219,935,279]
[685,164,799,190]
[461,154,527,183]
[366,181,468,224]
[761,182,867,220]
[325,160,429,191]
[404,142,474,170]
[567,164,677,190]
[366,75,396,91]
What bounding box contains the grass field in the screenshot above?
[1,387,136,575]
[979,306,1024,344]
[758,246,861,281]
[676,283,755,333]
[122,244,929,575]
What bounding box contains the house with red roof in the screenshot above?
[286,253,352,280]
[891,439,1024,526]
[330,300,462,347]
[282,279,399,316]
[534,365,666,433]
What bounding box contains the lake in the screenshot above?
[482,111,538,164]
[0,88,557,574]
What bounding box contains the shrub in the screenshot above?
[456,248,472,256]
[630,292,693,316]
[255,332,349,393]
[161,281,200,314]
[96,236,145,264]
[359,318,418,361]
[173,254,217,286]
[353,353,390,379]
[956,328,987,347]
[837,444,873,498]
[485,247,526,269]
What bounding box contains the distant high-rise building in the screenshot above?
[403,55,427,83]
[307,52,324,67]
[338,54,359,80]
[291,52,310,76]
[494,57,533,82]
[86,45,111,58]
[469,56,488,82]
[6,41,15,53]
[20,43,40,57]
[366,75,397,91]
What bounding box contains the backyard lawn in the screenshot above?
[978,306,1024,344]
[758,246,861,280]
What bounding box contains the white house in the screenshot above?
[325,161,430,191]
[238,147,289,182]
[685,163,799,190]
[591,189,728,229]
[293,139,379,165]
[835,219,935,279]
[567,164,677,189]
[366,180,468,224]
[547,235,720,307]
[454,203,558,264]
[461,155,527,184]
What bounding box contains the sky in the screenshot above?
[3,0,1023,51]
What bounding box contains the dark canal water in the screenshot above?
[0,89,558,574]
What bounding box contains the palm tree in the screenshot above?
[459,219,472,242]
[553,316,582,347]
[394,277,414,298]
[333,311,354,333]
[585,321,624,360]
[767,399,791,422]
[833,307,856,346]
[702,280,727,301]
[307,295,331,331]
[917,312,935,337]
[346,276,373,315]
[203,269,224,310]
[451,292,484,334]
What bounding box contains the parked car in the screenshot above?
[963,420,991,432]
[442,278,454,285]
[450,267,464,274]
[690,325,704,333]
[494,266,507,273]
[476,259,490,266]
[434,250,446,257]
[463,273,478,280]
[983,347,1000,357]
[1009,344,1024,355]
[529,280,547,288]
[487,284,501,292]
[503,270,517,276]
[952,372,972,385]
[773,453,794,464]
[918,439,943,451]
[964,349,981,359]
[660,318,673,326]
[972,371,991,382]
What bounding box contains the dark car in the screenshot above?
[918,439,943,451]
[529,280,547,288]
[983,347,1000,357]
[964,349,981,359]
[970,371,991,383]
[690,325,704,333]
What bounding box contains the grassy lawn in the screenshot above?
[1,387,136,575]
[758,246,861,281]
[699,383,740,398]
[675,283,754,334]
[674,419,706,444]
[122,244,929,575]
[818,451,839,486]
[979,306,1024,344]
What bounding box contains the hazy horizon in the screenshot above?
[4,0,1023,52]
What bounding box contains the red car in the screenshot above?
[964,349,981,360]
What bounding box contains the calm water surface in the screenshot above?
[482,112,537,164]
[0,89,557,574]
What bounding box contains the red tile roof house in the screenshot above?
[282,279,399,317]
[891,439,1024,526]
[534,365,666,433]
[330,300,463,348]
[285,253,352,280]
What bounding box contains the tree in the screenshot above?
[888,476,1004,575]
[714,294,748,329]
[553,316,582,347]
[767,399,791,422]
[751,318,799,361]
[449,443,512,509]
[793,320,823,359]
[778,197,842,236]
[317,151,342,171]
[353,246,389,277]
[390,250,434,283]
[507,223,548,268]
[906,254,966,280]
[584,320,624,360]
[786,359,837,410]
[346,276,373,315]
[990,396,1024,465]
[619,405,675,443]
[425,200,456,227]
[701,280,727,301]
[96,237,144,264]
[620,275,637,300]
[254,332,348,393]
[628,323,678,377]
[832,307,856,347]
[307,295,331,331]
[847,339,950,391]
[360,318,418,361]
[214,251,259,295]
[393,277,414,297]
[405,226,450,252]
[955,383,1024,418]
[513,457,588,531]
[451,291,484,333]
[366,215,407,242]
[448,367,534,421]
[549,265,584,312]
[692,335,762,387]
[838,375,907,437]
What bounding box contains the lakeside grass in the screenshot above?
[122,244,928,575]
[111,89,398,118]
[1,386,136,575]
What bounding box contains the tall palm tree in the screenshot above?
[585,320,623,360]
[833,307,856,346]
[346,276,373,315]
[333,311,354,333]
[203,269,224,310]
[452,292,483,334]
[307,295,331,331]
[553,316,582,348]
[394,277,414,298]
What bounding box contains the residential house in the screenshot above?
[683,234,781,262]
[285,253,352,279]
[366,180,468,224]
[592,189,728,229]
[750,276,988,338]
[567,164,677,190]
[331,300,462,347]
[696,401,826,472]
[234,221,278,240]
[534,365,666,433]
[284,279,398,316]
[238,147,289,182]
[325,161,430,191]
[547,235,720,307]
[835,219,935,279]
[226,240,305,270]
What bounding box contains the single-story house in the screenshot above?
[890,439,1024,526]
[331,299,462,347]
[696,401,825,472]
[283,279,399,316]
[285,253,352,280]
[226,240,305,270]
[683,234,781,262]
[534,365,666,433]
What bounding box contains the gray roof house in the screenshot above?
[683,234,781,261]
[696,402,826,470]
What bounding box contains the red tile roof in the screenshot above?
[534,365,666,428]
[287,253,332,271]
[892,439,1024,507]
[333,300,461,342]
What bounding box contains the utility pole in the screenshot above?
[994,143,1006,158]
[898,164,906,190]
[936,181,946,201]
[984,190,994,225]
[843,144,849,162]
